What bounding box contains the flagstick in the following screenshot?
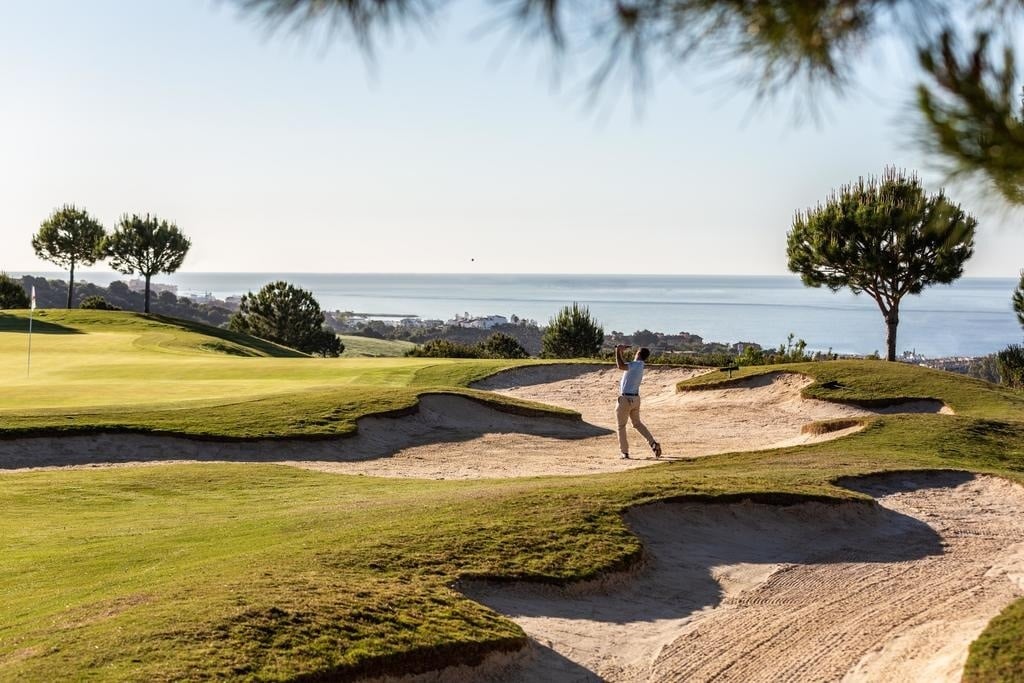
[26,307,33,378]
[26,284,35,378]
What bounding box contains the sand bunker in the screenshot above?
[0,394,603,471]
[0,366,952,477]
[459,471,1024,682]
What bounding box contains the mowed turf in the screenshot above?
[1,310,1023,681]
[0,311,571,437]
[339,335,416,358]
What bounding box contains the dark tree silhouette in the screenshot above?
[0,273,30,309]
[1013,271,1024,330]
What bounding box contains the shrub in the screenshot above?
[966,355,1001,384]
[645,351,735,367]
[997,344,1024,388]
[0,273,30,309]
[405,339,482,358]
[477,332,529,359]
[79,296,121,311]
[541,302,604,358]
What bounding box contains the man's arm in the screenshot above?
[615,344,629,370]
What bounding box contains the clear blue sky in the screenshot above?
[2,0,1022,276]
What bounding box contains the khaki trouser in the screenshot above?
[616,395,655,454]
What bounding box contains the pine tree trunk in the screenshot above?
[144,273,151,314]
[67,260,75,309]
[885,311,899,362]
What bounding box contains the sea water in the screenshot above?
[18,272,1022,357]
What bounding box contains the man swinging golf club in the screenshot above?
[615,344,662,459]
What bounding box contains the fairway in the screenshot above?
[2,310,1024,681]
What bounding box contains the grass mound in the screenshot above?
[0,309,305,357]
[679,361,1022,419]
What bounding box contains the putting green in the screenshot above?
[0,310,569,436]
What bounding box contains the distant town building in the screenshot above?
[446,312,508,329]
[187,291,217,304]
[128,279,177,294]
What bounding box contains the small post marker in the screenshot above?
[26,285,35,378]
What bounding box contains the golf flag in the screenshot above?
[30,286,36,310]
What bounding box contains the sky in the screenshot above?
[2,0,1023,276]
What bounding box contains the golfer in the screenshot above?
[615,344,662,459]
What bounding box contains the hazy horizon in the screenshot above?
[11,269,1021,281]
[4,2,1024,277]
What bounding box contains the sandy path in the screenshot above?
[460,471,1024,682]
[0,366,950,477]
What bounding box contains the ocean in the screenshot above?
[16,272,1023,358]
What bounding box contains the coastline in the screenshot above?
[10,272,1021,358]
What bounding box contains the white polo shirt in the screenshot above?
[620,361,645,395]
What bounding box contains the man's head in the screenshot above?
[636,347,650,361]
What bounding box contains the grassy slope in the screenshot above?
[0,311,573,437]
[1,316,1022,680]
[339,335,416,358]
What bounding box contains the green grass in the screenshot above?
[0,310,574,437]
[1,313,1023,680]
[678,360,1024,420]
[339,335,416,358]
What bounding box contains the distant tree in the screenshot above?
[477,332,529,359]
[787,168,976,362]
[79,296,121,311]
[997,344,1024,389]
[31,205,106,308]
[632,329,659,346]
[357,320,391,339]
[229,281,343,357]
[542,302,604,358]
[105,214,191,313]
[0,273,30,309]
[966,354,1001,385]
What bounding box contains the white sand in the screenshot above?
[460,471,1024,682]
[0,366,950,477]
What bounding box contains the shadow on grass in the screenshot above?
[0,314,83,335]
[146,314,308,358]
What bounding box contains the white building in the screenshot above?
[469,315,508,329]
